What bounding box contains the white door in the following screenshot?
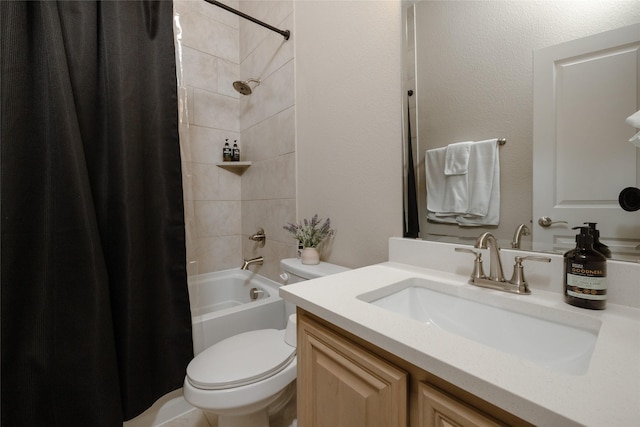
[532,23,640,258]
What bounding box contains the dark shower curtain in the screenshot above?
[1,1,193,425]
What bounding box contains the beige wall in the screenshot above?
[414,1,640,244]
[177,0,404,276]
[295,1,404,268]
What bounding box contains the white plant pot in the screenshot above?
[301,247,320,265]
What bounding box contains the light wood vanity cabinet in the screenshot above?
[297,310,533,427]
[297,309,408,427]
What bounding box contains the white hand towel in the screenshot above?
[425,147,447,213]
[457,161,500,226]
[441,172,469,214]
[444,141,472,175]
[426,146,469,215]
[426,139,500,226]
[427,211,458,224]
[626,110,640,147]
[457,138,500,226]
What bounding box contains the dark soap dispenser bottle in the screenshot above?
[223,139,232,162]
[584,222,611,258]
[564,226,607,310]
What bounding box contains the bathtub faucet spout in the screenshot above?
[241,256,264,270]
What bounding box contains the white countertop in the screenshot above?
[280,242,640,427]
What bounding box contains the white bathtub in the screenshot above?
[188,269,287,355]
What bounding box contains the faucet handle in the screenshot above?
[508,255,551,294]
[455,247,486,280]
[249,228,266,247]
[518,255,552,263]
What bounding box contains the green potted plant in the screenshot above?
[283,214,334,264]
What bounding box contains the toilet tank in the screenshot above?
[280,258,350,284]
[280,258,350,317]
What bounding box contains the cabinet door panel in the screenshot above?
[419,382,502,427]
[299,314,408,427]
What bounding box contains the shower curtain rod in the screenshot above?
[203,0,291,40]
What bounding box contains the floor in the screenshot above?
[162,392,297,427]
[124,386,297,427]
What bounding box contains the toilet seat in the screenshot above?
[187,329,296,390]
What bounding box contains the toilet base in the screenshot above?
[215,409,269,427]
[198,382,296,427]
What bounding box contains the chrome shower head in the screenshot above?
[233,78,261,95]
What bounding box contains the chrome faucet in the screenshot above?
[511,224,530,249]
[456,232,551,295]
[241,256,263,270]
[474,232,505,282]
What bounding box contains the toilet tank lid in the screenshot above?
[280,258,350,280]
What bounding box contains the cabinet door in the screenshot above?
[419,382,502,427]
[298,314,408,427]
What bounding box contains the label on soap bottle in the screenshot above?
[223,142,232,161]
[564,261,607,309]
[232,143,240,162]
[566,265,606,300]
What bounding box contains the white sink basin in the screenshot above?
[358,277,600,375]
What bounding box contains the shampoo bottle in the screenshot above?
[563,226,607,310]
[584,222,611,258]
[223,139,232,162]
[232,140,240,162]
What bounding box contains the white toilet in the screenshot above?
[183,258,349,427]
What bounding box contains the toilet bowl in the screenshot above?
[184,258,349,427]
[183,324,297,427]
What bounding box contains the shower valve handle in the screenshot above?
[249,228,266,247]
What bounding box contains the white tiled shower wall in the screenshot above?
[175,0,297,281]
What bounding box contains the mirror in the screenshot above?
[404,1,640,262]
